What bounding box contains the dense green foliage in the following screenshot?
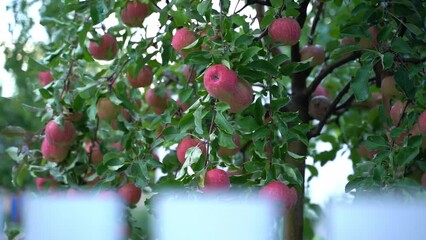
[2,0,425,239]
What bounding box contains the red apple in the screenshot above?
[218,134,241,157]
[41,138,70,163]
[84,141,104,164]
[171,28,197,58]
[308,96,331,120]
[145,88,168,113]
[38,71,54,86]
[118,182,142,205]
[89,34,118,60]
[111,142,124,152]
[45,119,76,146]
[340,37,356,46]
[36,177,57,191]
[259,181,297,209]
[359,26,379,49]
[203,169,230,192]
[176,99,189,111]
[381,75,403,99]
[97,97,121,121]
[300,45,326,66]
[418,111,426,135]
[176,137,206,164]
[357,143,378,160]
[313,85,331,98]
[268,18,301,45]
[203,64,238,102]
[126,66,153,88]
[226,79,253,113]
[183,65,196,83]
[390,101,405,126]
[120,1,149,27]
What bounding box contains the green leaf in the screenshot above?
[90,0,109,25]
[171,10,189,26]
[382,52,393,70]
[365,135,389,151]
[218,131,237,149]
[28,58,49,72]
[197,0,210,15]
[391,37,412,54]
[246,60,279,76]
[270,0,282,8]
[351,63,372,101]
[214,112,234,135]
[193,106,204,135]
[405,23,423,35]
[395,67,415,100]
[240,47,262,65]
[395,147,419,167]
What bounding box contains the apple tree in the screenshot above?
[3,0,426,239]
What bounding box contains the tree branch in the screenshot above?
[305,52,360,97]
[308,2,324,45]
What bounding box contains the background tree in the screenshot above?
[2,0,425,239]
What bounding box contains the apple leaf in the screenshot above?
[90,0,109,25]
[247,60,279,76]
[218,131,237,149]
[214,112,233,135]
[395,67,415,100]
[240,46,262,65]
[365,135,389,151]
[351,63,372,101]
[395,147,419,167]
[381,52,393,70]
[193,106,204,135]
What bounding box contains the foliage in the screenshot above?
[2,0,426,239]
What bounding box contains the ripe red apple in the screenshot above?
[308,96,331,120]
[313,85,331,98]
[96,97,121,121]
[203,169,230,192]
[359,26,379,49]
[390,101,405,126]
[340,37,356,46]
[89,34,118,60]
[259,181,297,210]
[357,143,378,160]
[300,45,326,66]
[418,111,426,135]
[45,119,76,146]
[176,137,206,164]
[145,88,168,113]
[203,64,238,102]
[268,18,301,45]
[176,99,189,111]
[126,66,153,88]
[84,141,104,163]
[226,79,253,113]
[111,142,124,152]
[218,134,241,157]
[381,75,403,100]
[171,28,197,58]
[183,65,196,83]
[120,1,149,27]
[38,71,54,86]
[118,182,142,205]
[36,177,57,191]
[41,138,70,163]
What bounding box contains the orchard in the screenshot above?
[1,0,425,239]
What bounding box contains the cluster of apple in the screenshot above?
[34,2,312,211]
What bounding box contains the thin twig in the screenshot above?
[308,2,324,45]
[305,52,360,97]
